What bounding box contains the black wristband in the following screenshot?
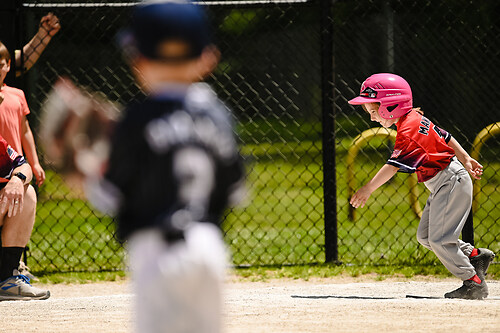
[14,172,27,184]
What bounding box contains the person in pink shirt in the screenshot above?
[0,42,45,187]
[0,13,60,280]
[0,12,60,186]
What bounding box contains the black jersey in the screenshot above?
[102,83,244,241]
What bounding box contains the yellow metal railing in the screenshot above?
[347,127,422,221]
[470,122,500,213]
[347,122,500,220]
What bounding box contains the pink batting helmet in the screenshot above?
[348,73,413,119]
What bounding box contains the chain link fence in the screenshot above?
[332,0,499,265]
[1,0,497,272]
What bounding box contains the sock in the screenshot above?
[470,248,479,258]
[468,274,481,284]
[0,247,24,281]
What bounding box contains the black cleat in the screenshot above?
[470,248,495,281]
[444,279,488,300]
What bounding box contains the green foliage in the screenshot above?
[30,172,125,273]
[33,263,500,284]
[227,119,499,267]
[36,271,127,284]
[27,119,499,274]
[235,262,500,281]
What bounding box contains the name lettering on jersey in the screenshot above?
[145,110,236,160]
[418,116,431,136]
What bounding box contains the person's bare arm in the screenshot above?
[21,118,45,186]
[350,164,399,209]
[15,13,61,76]
[0,162,32,217]
[448,137,483,180]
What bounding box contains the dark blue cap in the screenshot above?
[124,1,211,62]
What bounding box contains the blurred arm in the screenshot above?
[15,13,61,76]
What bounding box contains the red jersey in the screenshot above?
[0,135,26,186]
[387,110,455,182]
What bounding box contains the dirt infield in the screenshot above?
[1,276,499,332]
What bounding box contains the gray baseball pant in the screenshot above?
[417,157,476,281]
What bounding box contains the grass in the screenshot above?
[36,271,128,284]
[232,263,500,281]
[226,122,499,267]
[34,263,500,284]
[25,118,500,275]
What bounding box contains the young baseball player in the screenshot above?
[84,1,244,332]
[349,73,495,300]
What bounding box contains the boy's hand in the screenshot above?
[349,164,398,209]
[350,185,373,209]
[39,13,61,37]
[0,177,25,217]
[464,158,483,180]
[32,163,46,186]
[448,137,483,180]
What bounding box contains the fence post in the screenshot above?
[320,0,338,263]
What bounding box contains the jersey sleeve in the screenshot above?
[386,112,455,182]
[433,124,452,143]
[0,137,26,179]
[88,115,137,216]
[105,118,138,191]
[387,133,428,173]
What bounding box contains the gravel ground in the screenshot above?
[1,277,499,332]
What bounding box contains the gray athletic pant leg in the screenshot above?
[416,158,476,281]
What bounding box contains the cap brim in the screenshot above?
[348,96,378,105]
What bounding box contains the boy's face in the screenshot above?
[0,58,10,85]
[364,102,396,128]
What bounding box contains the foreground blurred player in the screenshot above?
[349,73,495,300]
[86,1,244,332]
